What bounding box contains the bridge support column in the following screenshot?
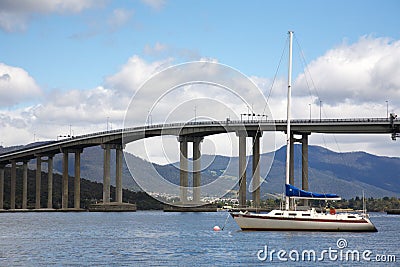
[252,133,261,208]
[289,133,295,185]
[47,156,53,209]
[22,161,28,209]
[102,144,111,204]
[0,165,4,209]
[61,149,82,210]
[115,145,123,204]
[192,137,203,204]
[74,151,81,209]
[238,135,247,208]
[62,151,69,209]
[179,137,188,203]
[301,134,309,206]
[11,161,16,209]
[36,156,42,209]
[289,133,310,206]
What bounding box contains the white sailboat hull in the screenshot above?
[231,210,377,232]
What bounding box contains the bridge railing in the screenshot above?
[56,116,398,142]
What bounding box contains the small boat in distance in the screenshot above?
[230,31,377,232]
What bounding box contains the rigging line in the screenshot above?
[331,134,343,154]
[294,44,315,106]
[266,36,289,103]
[221,212,230,230]
[251,34,290,187]
[249,34,290,189]
[295,36,336,126]
[294,36,346,164]
[261,34,290,116]
[294,35,322,103]
[295,36,333,135]
[258,35,289,134]
[295,36,345,160]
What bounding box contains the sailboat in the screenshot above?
[230,31,377,232]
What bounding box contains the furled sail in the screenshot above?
[285,184,341,200]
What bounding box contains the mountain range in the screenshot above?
[1,144,400,199]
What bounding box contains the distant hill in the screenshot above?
[271,145,400,199]
[56,145,400,199]
[2,144,400,199]
[0,166,163,210]
[182,145,400,199]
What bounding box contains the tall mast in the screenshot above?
[285,31,293,211]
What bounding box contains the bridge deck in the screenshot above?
[0,118,398,163]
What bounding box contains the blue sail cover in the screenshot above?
[285,184,341,200]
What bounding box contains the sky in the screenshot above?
[0,0,399,164]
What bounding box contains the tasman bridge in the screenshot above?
[0,115,398,211]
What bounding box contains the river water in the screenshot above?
[0,211,398,266]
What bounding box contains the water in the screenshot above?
[0,211,398,266]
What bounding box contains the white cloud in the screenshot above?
[0,0,103,32]
[140,0,166,10]
[105,55,173,94]
[144,42,168,55]
[107,8,134,31]
[1,35,399,162]
[295,36,400,107]
[0,63,42,107]
[32,86,129,126]
[0,107,35,146]
[0,86,128,145]
[0,55,171,145]
[0,56,274,161]
[248,36,400,121]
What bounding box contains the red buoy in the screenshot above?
[213,225,221,231]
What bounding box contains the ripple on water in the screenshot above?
[0,211,398,266]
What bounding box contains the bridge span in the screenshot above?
[0,116,398,210]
